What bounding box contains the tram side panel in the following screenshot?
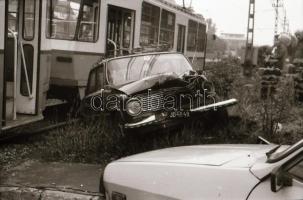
[40,0,104,102]
[38,50,51,112]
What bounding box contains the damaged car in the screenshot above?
[102,139,303,200]
[80,52,237,131]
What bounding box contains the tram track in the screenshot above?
[0,119,78,144]
[0,103,80,144]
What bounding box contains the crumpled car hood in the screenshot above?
[117,144,276,167]
[110,73,188,95]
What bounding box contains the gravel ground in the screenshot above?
[0,136,43,173]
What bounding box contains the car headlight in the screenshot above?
[126,98,142,116]
[112,192,127,200]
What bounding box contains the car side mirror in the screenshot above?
[271,169,293,192]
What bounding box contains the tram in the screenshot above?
[0,0,207,131]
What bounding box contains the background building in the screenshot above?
[220,33,246,57]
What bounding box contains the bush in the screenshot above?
[205,59,241,99]
[205,58,302,144]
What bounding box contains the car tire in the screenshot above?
[109,112,125,136]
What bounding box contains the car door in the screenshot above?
[80,64,105,118]
[248,152,303,200]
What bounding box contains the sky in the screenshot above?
[175,0,303,46]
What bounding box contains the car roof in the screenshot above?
[92,52,185,70]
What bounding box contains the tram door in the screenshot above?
[106,6,135,56]
[6,0,40,116]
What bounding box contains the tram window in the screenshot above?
[159,9,175,49]
[123,12,132,48]
[78,2,100,42]
[187,20,198,51]
[47,0,80,40]
[47,0,100,42]
[197,23,206,52]
[8,0,19,32]
[23,0,36,40]
[140,2,160,47]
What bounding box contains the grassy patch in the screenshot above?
[35,110,258,164]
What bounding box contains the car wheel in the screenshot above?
[109,112,125,135]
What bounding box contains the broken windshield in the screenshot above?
[107,54,193,86]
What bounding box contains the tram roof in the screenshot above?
[149,0,205,22]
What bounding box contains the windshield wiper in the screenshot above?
[266,145,281,158]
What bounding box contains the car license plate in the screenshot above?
[169,111,190,118]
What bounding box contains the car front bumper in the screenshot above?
[124,98,238,129]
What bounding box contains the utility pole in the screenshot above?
[282,9,289,33]
[272,0,283,40]
[182,0,192,9]
[243,0,256,77]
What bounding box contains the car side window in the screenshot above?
[87,69,97,95]
[96,64,105,90]
[288,158,303,181]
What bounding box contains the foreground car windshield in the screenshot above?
[107,54,193,85]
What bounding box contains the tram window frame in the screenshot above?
[196,23,206,52]
[187,20,198,52]
[159,9,175,49]
[22,0,36,41]
[8,0,19,33]
[46,0,100,43]
[140,2,160,47]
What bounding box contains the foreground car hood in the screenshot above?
[111,73,187,95]
[117,144,276,167]
[104,145,271,199]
